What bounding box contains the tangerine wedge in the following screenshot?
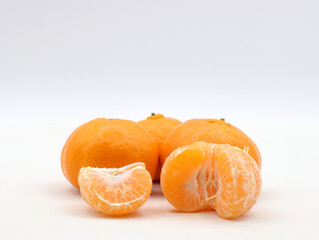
[160,142,261,219]
[78,162,152,216]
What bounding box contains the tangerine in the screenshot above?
[138,113,182,180]
[61,118,158,188]
[160,119,261,168]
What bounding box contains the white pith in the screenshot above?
[93,189,146,207]
[193,144,219,209]
[178,143,261,217]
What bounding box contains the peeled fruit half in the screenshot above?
[78,162,152,216]
[160,142,262,219]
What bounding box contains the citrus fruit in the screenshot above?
[138,113,182,148]
[61,118,158,188]
[78,162,152,216]
[160,119,261,168]
[138,113,182,180]
[160,141,262,219]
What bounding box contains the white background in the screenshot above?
[0,0,319,239]
[1,0,318,125]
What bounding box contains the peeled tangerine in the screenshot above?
[78,162,152,216]
[160,142,262,219]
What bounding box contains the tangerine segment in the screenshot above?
[78,162,152,216]
[160,145,206,212]
[160,142,261,219]
[214,145,262,219]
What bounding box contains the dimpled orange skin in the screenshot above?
[61,118,158,189]
[138,114,182,148]
[138,114,182,180]
[160,119,262,169]
[160,142,262,219]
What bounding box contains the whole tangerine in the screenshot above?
[160,119,261,168]
[138,113,182,180]
[61,118,158,189]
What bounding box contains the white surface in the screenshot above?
[1,122,319,239]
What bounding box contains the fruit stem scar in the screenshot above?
[220,118,225,122]
[151,113,155,116]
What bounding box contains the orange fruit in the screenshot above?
[160,119,261,169]
[61,118,158,189]
[138,113,182,148]
[138,113,182,180]
[78,162,152,216]
[160,141,262,219]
